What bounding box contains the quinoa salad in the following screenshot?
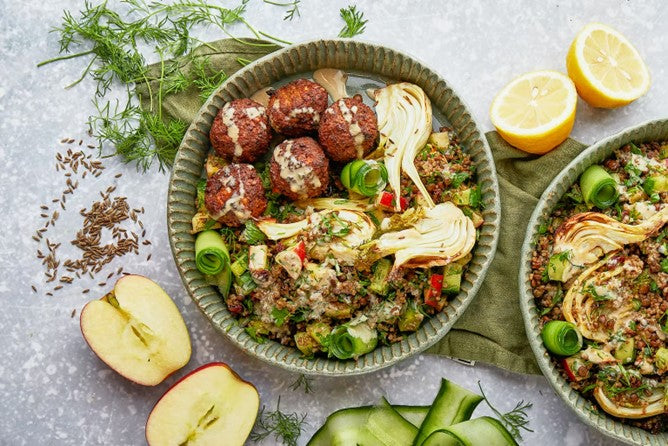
[190,72,484,360]
[531,141,668,433]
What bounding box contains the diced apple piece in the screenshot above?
[80,275,191,386]
[146,362,259,446]
[275,241,306,279]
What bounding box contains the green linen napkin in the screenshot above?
[427,133,586,375]
[138,38,588,375]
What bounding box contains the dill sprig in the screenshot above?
[38,0,288,172]
[264,0,301,21]
[288,373,314,394]
[338,5,368,38]
[249,397,307,446]
[477,381,534,441]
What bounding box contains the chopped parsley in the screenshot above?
[271,307,290,327]
[451,172,470,188]
[584,284,612,302]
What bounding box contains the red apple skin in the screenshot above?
[151,362,257,399]
[145,362,260,446]
[79,274,191,386]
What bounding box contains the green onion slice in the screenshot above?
[541,320,583,356]
[580,165,618,209]
[328,322,378,359]
[195,230,230,275]
[340,160,388,197]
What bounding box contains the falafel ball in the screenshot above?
[205,163,267,227]
[318,95,379,162]
[268,79,328,137]
[270,137,329,200]
[209,98,272,163]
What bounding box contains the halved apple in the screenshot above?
[80,275,191,386]
[145,362,260,446]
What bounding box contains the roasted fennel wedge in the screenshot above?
[370,82,434,211]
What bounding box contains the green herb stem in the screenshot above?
[338,5,368,38]
[37,49,96,67]
[477,382,534,441]
[250,397,306,446]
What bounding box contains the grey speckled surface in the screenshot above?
[1,1,666,445]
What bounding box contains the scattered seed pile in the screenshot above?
[33,139,152,296]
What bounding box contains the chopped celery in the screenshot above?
[306,322,331,346]
[191,211,221,234]
[452,187,482,208]
[369,258,392,295]
[206,266,232,299]
[295,332,319,356]
[234,271,256,295]
[643,174,668,195]
[245,319,269,343]
[546,251,570,282]
[398,300,424,332]
[614,338,636,364]
[230,252,248,277]
[655,348,668,372]
[241,220,266,244]
[443,263,463,295]
[324,302,353,319]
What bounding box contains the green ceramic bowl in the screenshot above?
[520,119,668,445]
[168,39,500,375]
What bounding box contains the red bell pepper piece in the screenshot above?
[377,191,409,211]
[424,274,444,309]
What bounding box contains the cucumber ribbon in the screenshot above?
[541,320,582,356]
[195,230,230,275]
[341,160,388,197]
[580,165,618,209]
[328,322,378,359]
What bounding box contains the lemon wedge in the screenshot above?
[490,70,577,154]
[566,23,650,108]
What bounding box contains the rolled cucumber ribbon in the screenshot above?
[541,320,583,356]
[341,160,388,197]
[195,230,230,275]
[580,165,618,209]
[328,322,378,359]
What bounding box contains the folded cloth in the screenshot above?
[138,38,587,375]
[427,133,586,374]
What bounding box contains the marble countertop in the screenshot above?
[1,0,666,445]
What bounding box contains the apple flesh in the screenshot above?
[80,275,191,386]
[145,362,260,446]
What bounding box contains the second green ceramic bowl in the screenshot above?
[520,119,668,445]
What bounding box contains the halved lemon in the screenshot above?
[566,23,650,108]
[490,70,577,154]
